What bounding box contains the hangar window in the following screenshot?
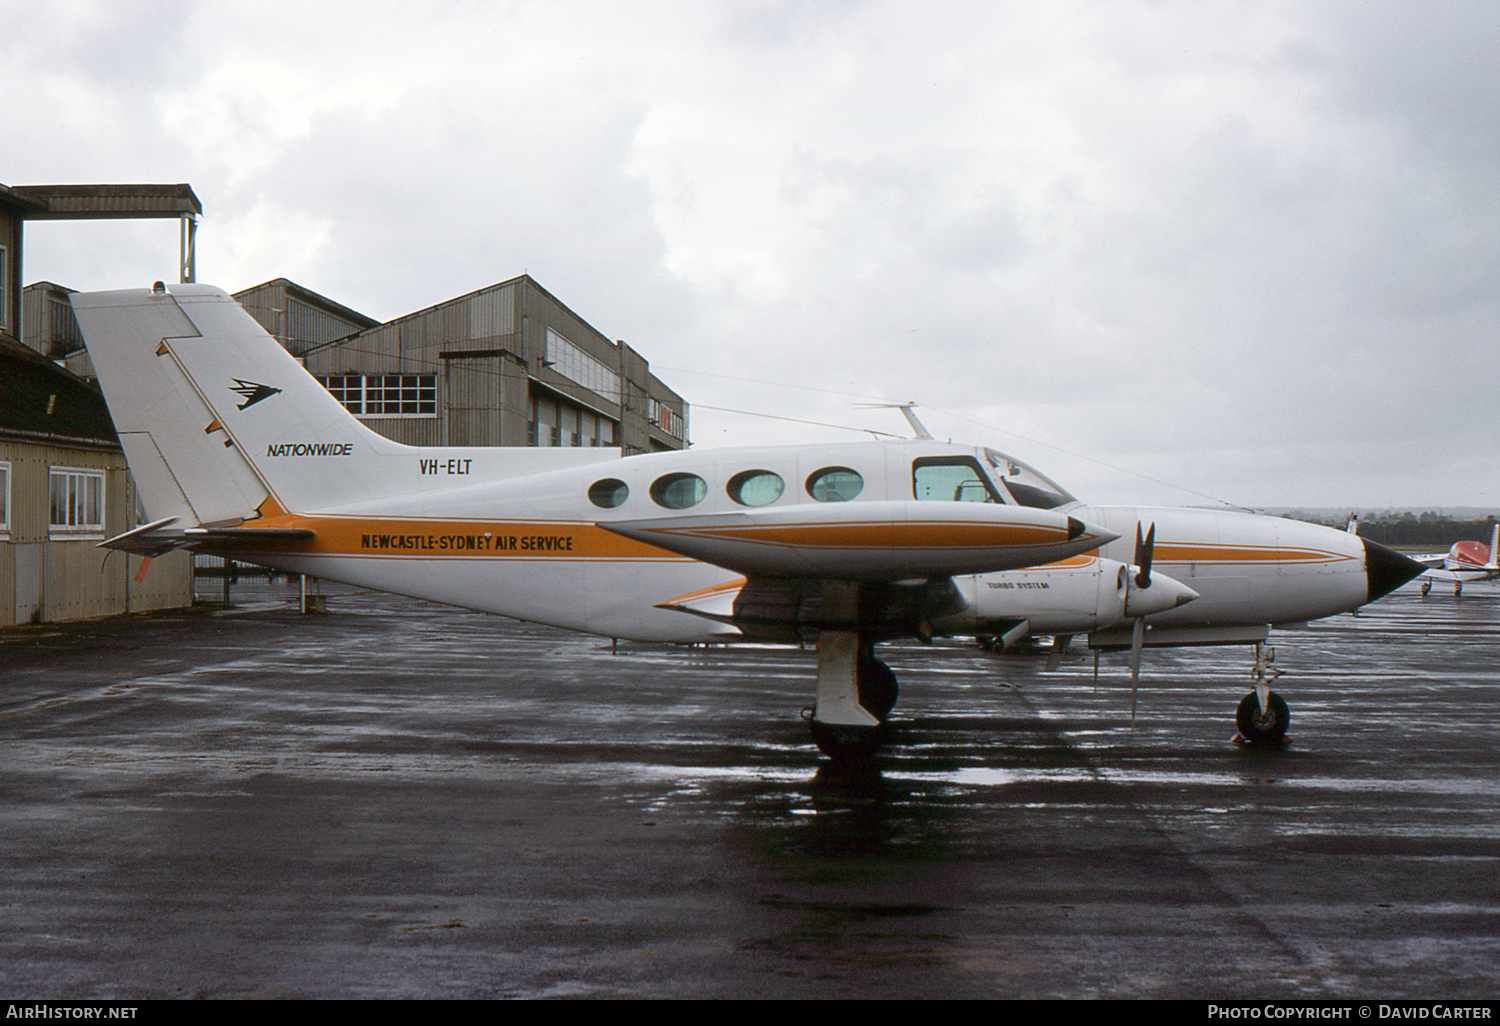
[588,478,629,509]
[317,375,436,417]
[364,375,436,415]
[806,467,863,502]
[650,473,707,510]
[49,466,104,538]
[547,328,622,404]
[913,457,1002,503]
[726,470,784,507]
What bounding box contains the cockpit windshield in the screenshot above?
[980,448,1076,509]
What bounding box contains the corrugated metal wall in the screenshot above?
[306,280,528,447]
[0,439,193,627]
[0,215,19,341]
[236,281,375,357]
[22,284,83,359]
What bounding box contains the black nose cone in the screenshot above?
[1363,538,1426,603]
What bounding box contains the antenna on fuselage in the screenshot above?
[856,402,932,440]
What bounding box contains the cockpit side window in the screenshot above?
[981,448,1075,509]
[912,457,1003,503]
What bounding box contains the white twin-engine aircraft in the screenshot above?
[72,284,1423,758]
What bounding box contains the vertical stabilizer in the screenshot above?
[71,286,270,526]
[72,284,409,519]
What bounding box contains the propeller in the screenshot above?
[1126,522,1156,725]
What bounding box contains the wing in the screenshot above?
[600,500,1110,580]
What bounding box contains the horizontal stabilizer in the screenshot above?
[99,517,315,557]
[98,516,183,557]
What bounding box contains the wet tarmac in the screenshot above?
[1,578,1497,999]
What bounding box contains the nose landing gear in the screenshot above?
[1235,643,1290,745]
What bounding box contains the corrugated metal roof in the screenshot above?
[0,183,49,214]
[8,183,203,220]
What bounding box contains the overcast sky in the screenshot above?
[5,0,1498,510]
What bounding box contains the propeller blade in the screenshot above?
[1129,614,1145,725]
[1134,522,1156,590]
[1045,633,1072,672]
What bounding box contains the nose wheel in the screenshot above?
[1235,689,1289,744]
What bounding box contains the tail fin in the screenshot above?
[72,283,407,523]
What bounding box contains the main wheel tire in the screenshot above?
[1236,690,1290,744]
[856,652,899,722]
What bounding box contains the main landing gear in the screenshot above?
[799,580,916,760]
[805,630,900,760]
[1235,643,1290,745]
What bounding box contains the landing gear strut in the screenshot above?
[1235,643,1290,745]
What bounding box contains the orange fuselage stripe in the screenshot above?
[205,515,678,560]
[640,520,1068,549]
[1155,544,1354,566]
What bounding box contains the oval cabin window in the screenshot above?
[806,467,863,502]
[588,478,630,509]
[650,472,708,510]
[726,469,785,507]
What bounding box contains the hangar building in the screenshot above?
[233,276,689,455]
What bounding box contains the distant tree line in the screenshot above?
[1286,512,1498,548]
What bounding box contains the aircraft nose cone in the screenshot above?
[1363,538,1426,602]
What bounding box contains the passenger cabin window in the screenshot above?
[588,478,629,509]
[806,467,863,502]
[651,472,707,510]
[726,470,784,507]
[912,457,1002,503]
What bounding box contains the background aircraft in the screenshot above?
[72,283,1421,758]
[1415,522,1500,596]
